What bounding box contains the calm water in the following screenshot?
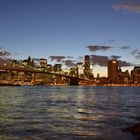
[0,86,140,140]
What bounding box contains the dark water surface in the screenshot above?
[0,86,140,140]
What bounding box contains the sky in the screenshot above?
[0,0,140,76]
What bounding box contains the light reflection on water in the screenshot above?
[0,86,140,140]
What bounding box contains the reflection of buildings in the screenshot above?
[108,59,119,83]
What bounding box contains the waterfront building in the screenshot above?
[83,55,91,78]
[40,58,47,68]
[131,66,140,83]
[53,64,62,72]
[27,56,31,67]
[12,60,18,67]
[69,67,78,77]
[118,70,130,83]
[108,59,119,83]
[77,62,83,76]
[47,64,53,72]
[21,60,28,68]
[20,56,34,68]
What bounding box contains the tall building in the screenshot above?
[40,58,47,68]
[83,55,91,78]
[77,62,83,76]
[53,64,62,72]
[108,59,119,83]
[131,66,140,83]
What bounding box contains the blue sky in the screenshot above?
[0,0,140,76]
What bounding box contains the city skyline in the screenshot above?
[0,0,140,76]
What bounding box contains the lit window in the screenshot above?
[112,61,116,63]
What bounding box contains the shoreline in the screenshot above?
[0,83,140,87]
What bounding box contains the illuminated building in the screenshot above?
[40,58,47,68]
[69,67,78,77]
[53,64,62,72]
[131,66,140,83]
[21,60,28,67]
[118,70,130,83]
[47,64,53,72]
[77,62,83,76]
[83,55,91,78]
[108,59,119,83]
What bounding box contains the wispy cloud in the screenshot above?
[103,39,116,44]
[130,49,140,59]
[130,49,138,55]
[87,45,112,52]
[118,60,133,66]
[135,51,140,59]
[90,55,108,67]
[90,55,132,67]
[111,55,121,59]
[62,60,76,67]
[49,56,76,67]
[67,56,74,59]
[135,55,140,59]
[112,0,140,13]
[49,56,66,62]
[121,46,130,49]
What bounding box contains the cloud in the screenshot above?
[32,58,40,61]
[135,51,140,59]
[49,56,66,62]
[121,46,130,49]
[78,56,83,60]
[118,60,133,67]
[112,0,140,13]
[103,39,116,44]
[90,55,132,67]
[67,56,74,59]
[87,45,112,52]
[90,55,109,66]
[135,55,140,59]
[62,60,76,67]
[49,56,77,67]
[130,49,138,55]
[130,49,140,59]
[111,55,121,59]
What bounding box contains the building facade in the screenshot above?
[108,59,119,83]
[40,58,47,68]
[131,66,140,83]
[83,55,91,78]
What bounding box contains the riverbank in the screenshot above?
[1,83,140,86]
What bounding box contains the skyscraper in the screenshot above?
[84,55,91,78]
[131,66,140,83]
[40,58,47,68]
[108,59,119,83]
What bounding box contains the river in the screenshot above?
[0,86,140,140]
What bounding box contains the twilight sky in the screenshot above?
[0,0,140,76]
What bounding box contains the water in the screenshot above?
[0,86,140,140]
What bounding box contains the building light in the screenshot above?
[112,61,116,64]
